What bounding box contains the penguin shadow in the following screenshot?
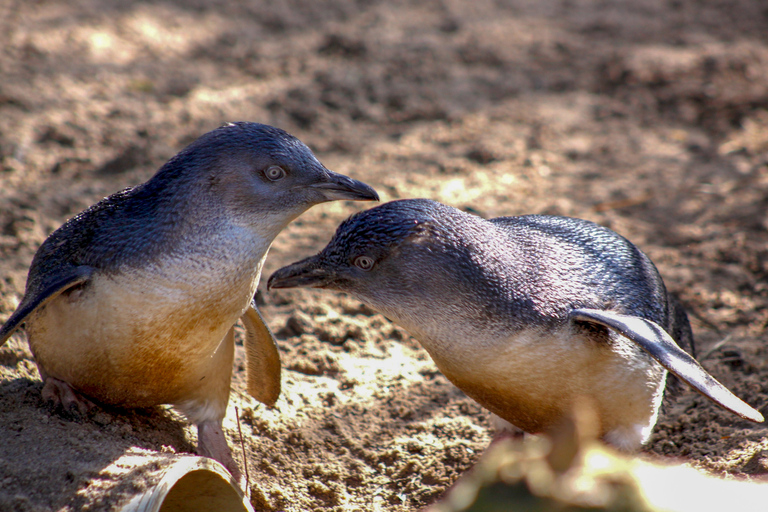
[0,375,195,510]
[397,368,490,429]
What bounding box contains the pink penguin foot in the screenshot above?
[198,420,244,487]
[489,427,526,446]
[41,377,97,418]
[489,413,526,447]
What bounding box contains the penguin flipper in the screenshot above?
[0,265,93,347]
[570,308,764,423]
[240,301,281,407]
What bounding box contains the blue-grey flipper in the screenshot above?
[570,308,764,423]
[0,265,93,347]
[240,301,281,407]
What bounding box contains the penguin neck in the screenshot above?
[365,270,517,362]
[139,222,271,321]
[361,224,539,363]
[171,219,275,276]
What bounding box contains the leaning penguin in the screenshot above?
[0,122,378,481]
[268,198,763,450]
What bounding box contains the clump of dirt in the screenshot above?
[1,1,768,511]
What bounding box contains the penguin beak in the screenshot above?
[309,170,379,202]
[267,257,335,290]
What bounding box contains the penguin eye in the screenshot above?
[353,255,375,271]
[265,165,286,181]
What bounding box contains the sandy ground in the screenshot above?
[1,0,768,510]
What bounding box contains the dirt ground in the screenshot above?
[1,0,768,510]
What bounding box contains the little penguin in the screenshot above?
[0,122,378,480]
[268,198,763,450]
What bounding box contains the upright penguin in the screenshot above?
[268,199,763,449]
[0,122,378,480]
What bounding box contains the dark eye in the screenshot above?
[265,165,286,181]
[353,255,375,271]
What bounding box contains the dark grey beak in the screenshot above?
[267,256,335,290]
[310,170,379,202]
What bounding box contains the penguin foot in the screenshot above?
[489,413,525,445]
[198,420,244,486]
[490,428,526,446]
[41,377,96,418]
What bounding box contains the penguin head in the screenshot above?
[267,199,472,311]
[148,122,378,230]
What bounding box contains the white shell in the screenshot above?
[120,456,254,512]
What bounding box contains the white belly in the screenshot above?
[26,253,261,408]
[421,326,667,448]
